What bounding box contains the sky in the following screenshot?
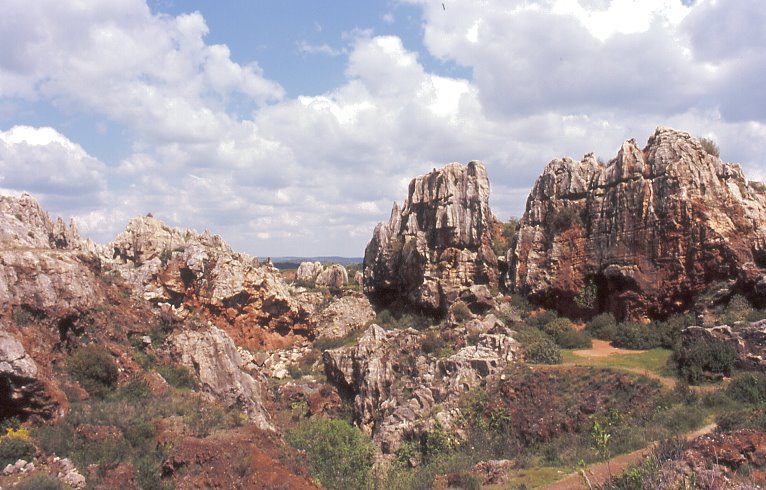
[1,0,765,257]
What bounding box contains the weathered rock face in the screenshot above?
[509,127,766,320]
[679,321,766,373]
[363,161,498,314]
[104,216,311,349]
[315,264,348,290]
[322,317,520,457]
[295,261,323,283]
[0,193,103,313]
[0,330,59,421]
[167,326,274,431]
[312,292,375,339]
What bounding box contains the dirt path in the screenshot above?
[572,339,647,357]
[539,423,718,489]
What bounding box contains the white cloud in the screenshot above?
[1,0,765,256]
[0,126,106,204]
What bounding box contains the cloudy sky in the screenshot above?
[1,0,764,257]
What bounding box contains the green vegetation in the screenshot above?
[491,218,519,257]
[15,475,65,490]
[553,206,582,232]
[67,344,119,398]
[156,363,197,389]
[286,418,374,490]
[700,136,720,158]
[516,328,562,364]
[561,348,672,377]
[0,432,35,467]
[673,336,737,384]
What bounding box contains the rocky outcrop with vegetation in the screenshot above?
[508,127,766,320]
[104,215,312,349]
[363,161,498,315]
[322,316,520,458]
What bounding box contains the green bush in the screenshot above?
[526,310,558,329]
[556,329,592,349]
[726,372,766,404]
[721,294,754,325]
[156,363,197,389]
[16,475,64,490]
[0,436,36,466]
[586,313,617,340]
[287,418,373,490]
[68,345,118,398]
[517,329,562,364]
[611,323,660,350]
[553,207,582,232]
[675,338,737,384]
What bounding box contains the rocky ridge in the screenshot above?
[363,161,498,315]
[104,215,311,350]
[508,127,766,320]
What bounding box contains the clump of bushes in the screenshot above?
[611,323,660,350]
[156,363,196,389]
[516,328,562,364]
[0,427,36,467]
[68,345,118,398]
[541,317,592,349]
[586,313,618,340]
[287,418,374,490]
[553,207,582,232]
[674,337,737,384]
[16,475,64,490]
[726,372,766,404]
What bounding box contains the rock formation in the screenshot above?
[167,326,274,431]
[509,127,766,320]
[363,161,498,315]
[295,261,323,283]
[315,264,348,290]
[323,317,520,457]
[104,216,311,349]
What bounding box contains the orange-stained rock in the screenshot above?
[509,127,766,320]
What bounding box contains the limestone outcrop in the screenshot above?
[167,326,274,431]
[0,330,59,421]
[363,161,498,314]
[104,216,311,349]
[509,127,766,320]
[322,317,520,457]
[295,261,323,283]
[315,264,348,290]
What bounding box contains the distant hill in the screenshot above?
[262,256,363,270]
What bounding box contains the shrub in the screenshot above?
[586,313,617,340]
[287,418,373,490]
[16,475,64,490]
[574,280,598,310]
[68,345,118,398]
[451,301,473,323]
[526,309,558,329]
[156,363,197,389]
[556,329,593,349]
[700,137,720,158]
[611,323,660,350]
[721,294,753,325]
[553,207,582,232]
[726,372,766,404]
[675,338,737,384]
[0,435,36,466]
[517,329,561,364]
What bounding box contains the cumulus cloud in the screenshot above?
[1,0,765,256]
[0,126,107,208]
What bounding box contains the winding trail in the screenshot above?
[539,423,718,490]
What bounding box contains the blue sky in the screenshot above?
[1,0,765,256]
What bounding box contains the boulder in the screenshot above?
[313,292,375,339]
[509,127,766,320]
[167,326,274,431]
[363,161,498,315]
[315,264,348,290]
[0,330,58,421]
[295,261,323,283]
